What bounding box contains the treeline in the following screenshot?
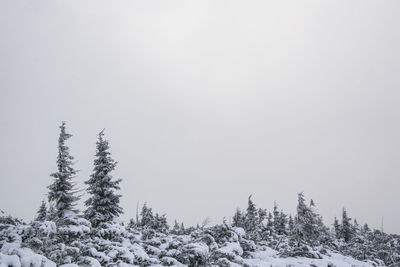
[0,122,399,266]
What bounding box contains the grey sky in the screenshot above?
[1,1,400,233]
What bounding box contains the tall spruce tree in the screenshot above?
[85,130,123,227]
[48,122,80,220]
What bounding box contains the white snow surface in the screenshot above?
[243,249,376,267]
[0,242,378,267]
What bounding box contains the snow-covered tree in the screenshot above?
[273,201,280,232]
[232,208,245,228]
[333,217,341,239]
[35,200,48,222]
[84,129,123,228]
[47,122,80,221]
[258,208,267,225]
[140,203,154,228]
[294,192,320,246]
[153,213,169,233]
[277,211,288,235]
[288,215,294,234]
[244,195,259,237]
[127,218,136,230]
[266,212,274,235]
[342,208,353,242]
[138,203,168,233]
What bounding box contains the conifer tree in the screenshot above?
[258,208,267,224]
[85,130,123,227]
[288,215,294,234]
[48,122,80,221]
[173,220,180,233]
[333,217,341,239]
[140,203,154,228]
[153,213,169,233]
[277,211,288,235]
[35,200,48,221]
[232,208,245,228]
[362,223,370,234]
[266,212,274,234]
[127,218,136,230]
[245,195,259,234]
[294,192,319,245]
[342,208,353,242]
[273,201,280,232]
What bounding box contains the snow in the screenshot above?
[244,249,377,267]
[234,227,245,237]
[0,253,20,267]
[218,242,243,256]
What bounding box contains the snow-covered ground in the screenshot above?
[0,240,378,267]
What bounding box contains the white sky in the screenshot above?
[1,0,400,233]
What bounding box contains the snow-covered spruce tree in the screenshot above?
[45,123,92,265]
[342,208,353,242]
[333,217,341,239]
[273,201,280,233]
[258,208,267,225]
[172,220,180,233]
[244,195,260,240]
[138,203,169,236]
[84,129,123,228]
[271,202,287,235]
[293,192,320,246]
[232,208,245,228]
[288,215,295,234]
[277,211,288,235]
[35,200,48,222]
[153,213,169,233]
[266,212,274,234]
[139,203,154,228]
[127,218,136,230]
[48,122,80,222]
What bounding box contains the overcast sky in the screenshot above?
[1,0,400,233]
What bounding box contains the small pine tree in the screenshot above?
[232,208,245,228]
[84,130,123,228]
[342,208,353,242]
[273,201,280,232]
[127,218,136,230]
[288,215,294,234]
[362,223,370,234]
[266,212,274,234]
[277,211,288,235]
[154,213,169,233]
[245,195,259,234]
[294,192,320,246]
[173,220,180,233]
[48,122,80,221]
[333,217,341,239]
[35,200,48,221]
[258,208,267,224]
[140,203,154,228]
